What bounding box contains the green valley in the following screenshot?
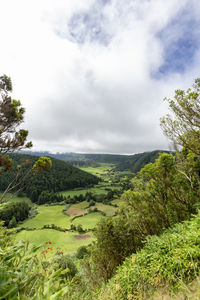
[1,76,200,300]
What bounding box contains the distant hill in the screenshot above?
[20,151,86,161]
[0,153,99,200]
[114,150,173,173]
[20,150,172,173]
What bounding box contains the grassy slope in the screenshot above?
[98,211,200,300]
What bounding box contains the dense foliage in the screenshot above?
[0,225,70,299]
[37,191,66,205]
[161,78,200,155]
[66,189,120,205]
[115,149,172,172]
[99,211,200,299]
[0,200,30,227]
[0,75,32,172]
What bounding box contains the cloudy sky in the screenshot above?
[1,0,200,154]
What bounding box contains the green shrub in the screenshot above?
[8,216,17,228]
[76,246,89,259]
[52,253,77,279]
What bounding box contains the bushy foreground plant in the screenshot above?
[0,223,71,299]
[98,211,200,299]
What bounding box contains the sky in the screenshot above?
[0,0,200,154]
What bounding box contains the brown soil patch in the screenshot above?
[65,207,87,217]
[74,233,91,240]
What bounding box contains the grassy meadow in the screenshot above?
[72,212,104,229]
[21,205,71,229]
[92,203,116,216]
[60,183,112,198]
[15,229,93,256]
[80,163,114,178]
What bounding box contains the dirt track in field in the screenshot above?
[74,233,91,240]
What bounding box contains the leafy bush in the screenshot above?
[76,246,89,259]
[0,200,31,226]
[51,253,77,279]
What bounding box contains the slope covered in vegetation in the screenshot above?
[98,211,200,299]
[0,153,99,201]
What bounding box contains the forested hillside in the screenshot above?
[113,150,172,172]
[0,153,99,200]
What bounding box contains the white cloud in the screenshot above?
[0,0,199,153]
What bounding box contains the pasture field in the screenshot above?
[80,163,114,178]
[21,205,71,229]
[72,212,103,229]
[72,201,88,209]
[60,183,113,198]
[92,203,116,216]
[15,229,93,255]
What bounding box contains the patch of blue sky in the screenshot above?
[153,7,200,78]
